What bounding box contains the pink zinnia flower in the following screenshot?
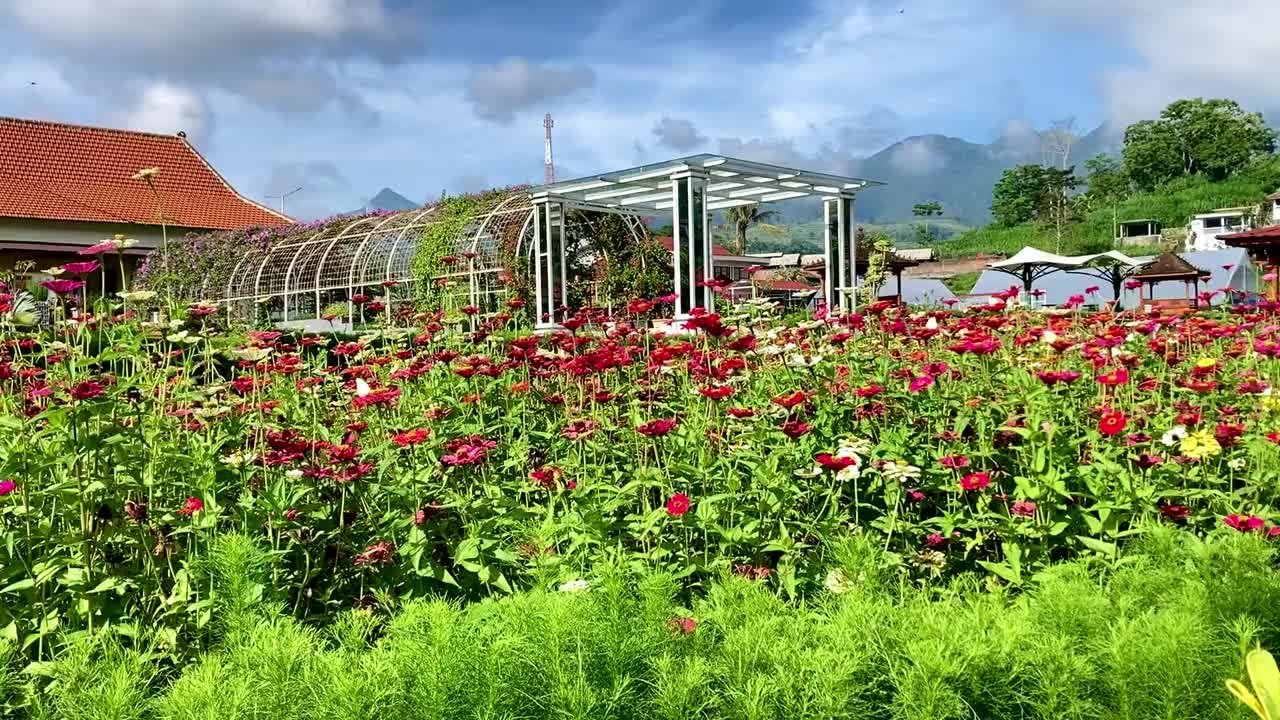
[667,616,696,635]
[939,455,969,469]
[0,479,16,497]
[178,496,204,517]
[1010,500,1037,517]
[960,472,990,492]
[354,540,396,566]
[908,375,934,392]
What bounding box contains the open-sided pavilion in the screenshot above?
[528,154,881,328]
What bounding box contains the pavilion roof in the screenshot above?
[1221,224,1280,245]
[528,154,882,214]
[1134,252,1210,281]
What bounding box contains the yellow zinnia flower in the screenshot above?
[1180,430,1221,459]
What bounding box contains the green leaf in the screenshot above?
[0,578,33,594]
[1078,536,1117,558]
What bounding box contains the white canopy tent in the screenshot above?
[988,247,1143,300]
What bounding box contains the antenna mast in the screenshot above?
[543,112,555,184]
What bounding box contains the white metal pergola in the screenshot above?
[528,154,882,328]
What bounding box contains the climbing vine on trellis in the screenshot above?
[857,228,895,307]
[412,188,512,309]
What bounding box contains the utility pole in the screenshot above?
[543,113,555,185]
[267,186,303,215]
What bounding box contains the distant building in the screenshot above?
[1116,219,1162,248]
[656,236,758,282]
[0,116,290,294]
[1186,207,1254,251]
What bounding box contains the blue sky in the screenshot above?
[1,0,1277,220]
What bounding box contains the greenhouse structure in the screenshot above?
[194,154,882,329]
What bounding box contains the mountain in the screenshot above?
[362,188,418,212]
[849,125,1122,226]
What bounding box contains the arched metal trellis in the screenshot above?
[203,189,645,327]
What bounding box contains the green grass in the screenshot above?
[942,271,981,295]
[5,529,1278,720]
[934,156,1280,259]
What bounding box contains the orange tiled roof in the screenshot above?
[0,116,292,230]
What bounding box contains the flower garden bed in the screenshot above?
[2,297,1280,668]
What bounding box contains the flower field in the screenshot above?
[3,296,1280,660]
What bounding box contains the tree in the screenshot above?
[991,165,1051,227]
[1083,154,1129,204]
[724,204,778,255]
[911,201,944,243]
[1041,117,1078,170]
[1123,98,1276,190]
[1040,166,1079,253]
[990,164,1079,249]
[1083,154,1130,243]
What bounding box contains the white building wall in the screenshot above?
[1185,213,1251,252]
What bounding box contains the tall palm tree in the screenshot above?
[724,205,778,255]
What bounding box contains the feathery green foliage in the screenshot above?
[7,529,1280,719]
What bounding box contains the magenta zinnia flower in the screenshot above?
[40,279,86,295]
[60,261,100,275]
[666,493,691,517]
[908,375,934,392]
[0,479,16,497]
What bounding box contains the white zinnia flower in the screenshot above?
[231,346,272,362]
[118,290,157,302]
[925,316,939,331]
[880,460,922,483]
[824,568,855,595]
[1227,458,1246,471]
[558,579,590,593]
[1161,426,1188,447]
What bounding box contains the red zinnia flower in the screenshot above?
[771,391,807,409]
[1096,367,1129,386]
[1098,410,1127,437]
[781,419,811,438]
[178,496,204,517]
[1159,503,1188,522]
[814,453,857,471]
[939,455,969,469]
[666,493,691,516]
[959,472,990,491]
[637,418,679,437]
[392,428,431,447]
[69,380,104,401]
[698,385,734,400]
[726,407,756,418]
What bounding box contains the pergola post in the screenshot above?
[670,170,712,318]
[531,198,567,331]
[822,195,855,313]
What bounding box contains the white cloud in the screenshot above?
[465,58,596,125]
[115,82,212,145]
[652,116,707,152]
[1014,0,1280,124]
[890,137,945,175]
